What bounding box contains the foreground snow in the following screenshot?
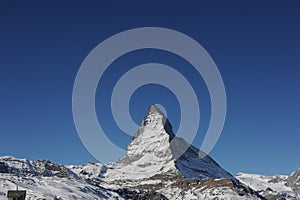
[0,173,122,200]
[0,156,122,200]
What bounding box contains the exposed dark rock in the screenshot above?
[114,188,168,200]
[287,169,300,195]
[0,162,9,173]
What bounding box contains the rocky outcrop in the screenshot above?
[287,169,300,196]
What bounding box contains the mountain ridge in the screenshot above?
[117,104,233,180]
[0,105,299,199]
[1,155,299,199]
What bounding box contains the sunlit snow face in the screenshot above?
[143,112,164,130]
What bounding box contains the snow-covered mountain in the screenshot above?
[84,105,260,199]
[237,170,300,200]
[108,104,233,181]
[1,105,299,199]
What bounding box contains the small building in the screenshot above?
[7,190,26,200]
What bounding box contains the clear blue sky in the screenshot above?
[0,1,299,176]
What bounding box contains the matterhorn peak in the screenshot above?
[147,104,165,115]
[141,104,174,135]
[116,105,233,180]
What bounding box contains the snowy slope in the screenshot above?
[236,172,300,199]
[0,156,123,200]
[0,173,122,200]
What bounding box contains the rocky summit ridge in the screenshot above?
[118,104,233,180]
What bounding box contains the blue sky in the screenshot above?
[0,1,299,176]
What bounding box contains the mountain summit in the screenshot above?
[118,104,233,180]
